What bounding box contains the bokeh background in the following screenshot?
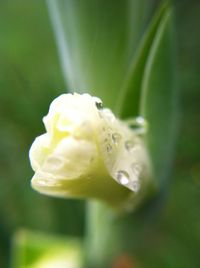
[0,0,199,267]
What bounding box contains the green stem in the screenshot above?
[85,195,161,268]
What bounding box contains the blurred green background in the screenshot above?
[0,0,199,267]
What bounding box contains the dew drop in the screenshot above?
[127,116,147,134]
[136,116,146,125]
[130,181,140,192]
[131,163,141,177]
[95,100,103,110]
[112,133,121,144]
[106,144,112,153]
[125,140,135,151]
[116,170,130,185]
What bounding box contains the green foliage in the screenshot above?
[47,0,155,108]
[11,230,82,268]
[0,1,84,267]
[0,0,199,267]
[140,6,177,186]
[116,1,170,117]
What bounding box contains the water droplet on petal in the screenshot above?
[127,116,147,134]
[136,116,146,125]
[116,170,130,185]
[125,140,135,152]
[130,181,140,192]
[112,133,121,144]
[106,144,112,153]
[95,100,103,110]
[131,163,141,177]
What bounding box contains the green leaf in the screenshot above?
[116,2,177,186]
[116,1,170,117]
[47,0,177,188]
[140,7,177,186]
[47,0,154,109]
[11,230,83,268]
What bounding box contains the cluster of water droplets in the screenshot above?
[115,142,142,192]
[95,100,147,193]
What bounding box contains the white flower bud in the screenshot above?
[29,93,152,208]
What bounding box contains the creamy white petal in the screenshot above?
[29,92,151,204]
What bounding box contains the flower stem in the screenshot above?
[85,192,161,268]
